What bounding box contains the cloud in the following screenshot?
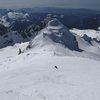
[0,0,99,9]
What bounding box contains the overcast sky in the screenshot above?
[0,0,100,9]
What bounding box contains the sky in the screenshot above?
[0,0,100,9]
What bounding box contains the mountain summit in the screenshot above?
[30,19,81,51]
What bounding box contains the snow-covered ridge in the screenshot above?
[0,16,10,27]
[0,12,29,27]
[7,12,29,19]
[30,19,81,51]
[70,28,100,40]
[26,19,100,60]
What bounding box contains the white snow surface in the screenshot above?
[0,43,100,100]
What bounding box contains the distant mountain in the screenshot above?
[30,19,81,51]
[0,8,100,49]
[25,19,100,60]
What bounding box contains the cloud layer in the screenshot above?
[0,0,99,9]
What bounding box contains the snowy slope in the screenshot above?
[0,44,100,100]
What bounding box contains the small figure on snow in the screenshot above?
[18,48,22,55]
[26,44,31,50]
[54,65,58,69]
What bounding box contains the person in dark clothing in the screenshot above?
[26,44,31,50]
[18,48,22,55]
[54,66,58,69]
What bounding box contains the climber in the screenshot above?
[18,48,22,55]
[54,65,58,69]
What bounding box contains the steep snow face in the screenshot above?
[30,19,81,51]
